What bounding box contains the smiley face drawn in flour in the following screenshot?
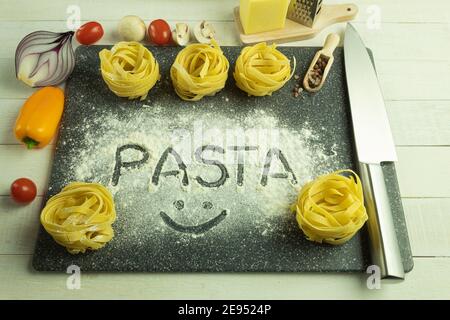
[160,200,227,234]
[110,144,298,234]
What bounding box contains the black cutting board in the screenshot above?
[32,45,413,273]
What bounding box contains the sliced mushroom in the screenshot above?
[172,23,190,46]
[193,20,215,44]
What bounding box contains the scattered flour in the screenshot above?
[62,104,337,239]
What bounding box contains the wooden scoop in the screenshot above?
[303,33,340,93]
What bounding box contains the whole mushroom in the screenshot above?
[118,15,147,42]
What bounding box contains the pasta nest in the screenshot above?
[99,41,160,100]
[40,182,117,254]
[170,40,229,101]
[234,42,294,96]
[292,170,368,245]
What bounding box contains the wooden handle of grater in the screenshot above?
[322,33,340,57]
[318,4,359,27]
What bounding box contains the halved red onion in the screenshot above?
[15,31,75,87]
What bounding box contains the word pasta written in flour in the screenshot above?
[111,144,298,188]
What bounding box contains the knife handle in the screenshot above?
[358,162,405,279]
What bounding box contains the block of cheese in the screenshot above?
[239,0,290,34]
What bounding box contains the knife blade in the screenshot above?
[344,24,405,279]
[344,24,396,164]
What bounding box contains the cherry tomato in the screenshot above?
[76,21,104,45]
[10,178,37,204]
[148,19,172,45]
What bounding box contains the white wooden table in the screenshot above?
[1,0,449,299]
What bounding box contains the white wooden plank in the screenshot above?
[0,255,449,299]
[387,100,450,146]
[0,59,35,99]
[352,22,450,62]
[1,0,449,23]
[351,0,450,23]
[1,146,448,198]
[283,22,450,62]
[0,0,237,22]
[0,196,42,255]
[0,99,22,145]
[403,198,450,257]
[0,145,53,197]
[397,147,450,197]
[376,59,450,101]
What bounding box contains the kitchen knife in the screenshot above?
[344,24,404,279]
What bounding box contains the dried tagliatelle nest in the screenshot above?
[99,41,160,100]
[170,40,229,101]
[234,42,295,96]
[292,170,368,245]
[40,182,117,254]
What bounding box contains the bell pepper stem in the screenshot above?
[23,137,39,149]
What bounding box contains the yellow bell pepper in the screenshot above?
[14,86,64,149]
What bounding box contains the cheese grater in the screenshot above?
[287,0,323,27]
